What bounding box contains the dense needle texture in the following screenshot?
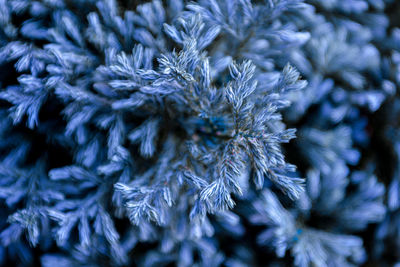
[0,0,399,266]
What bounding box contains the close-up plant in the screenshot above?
[0,0,399,266]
